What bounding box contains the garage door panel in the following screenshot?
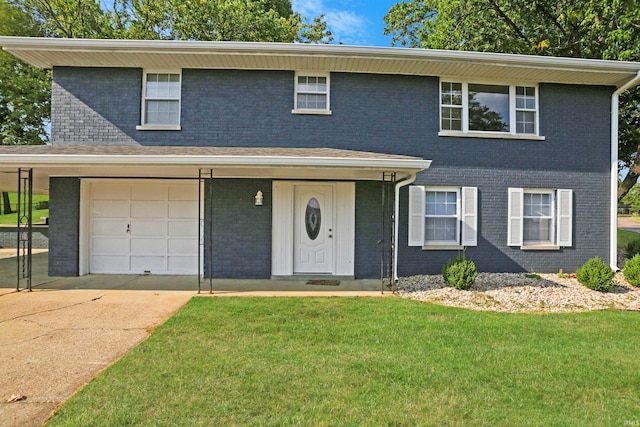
[92,237,128,254]
[91,255,129,273]
[168,238,197,255]
[131,238,166,255]
[168,256,198,273]
[130,220,165,236]
[169,184,199,201]
[92,219,128,236]
[131,202,166,219]
[132,184,167,201]
[168,220,198,236]
[169,202,197,219]
[130,256,166,272]
[91,183,130,201]
[91,201,129,218]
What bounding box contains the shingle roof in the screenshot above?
[0,145,419,160]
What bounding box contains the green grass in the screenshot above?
[46,298,640,426]
[0,192,48,225]
[618,228,640,250]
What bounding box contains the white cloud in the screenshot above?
[292,0,370,45]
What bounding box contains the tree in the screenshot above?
[384,0,640,201]
[0,0,51,212]
[0,0,50,146]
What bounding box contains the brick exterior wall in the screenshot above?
[0,226,48,249]
[50,67,614,276]
[205,179,273,279]
[48,177,80,276]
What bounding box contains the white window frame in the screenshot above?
[425,187,461,246]
[292,71,332,115]
[523,190,555,245]
[507,188,573,249]
[439,79,543,140]
[137,69,182,131]
[408,185,478,249]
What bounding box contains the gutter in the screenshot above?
[611,70,640,270]
[393,173,418,281]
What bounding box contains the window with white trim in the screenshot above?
[139,71,181,128]
[508,188,573,248]
[293,72,330,114]
[408,186,478,248]
[440,81,538,136]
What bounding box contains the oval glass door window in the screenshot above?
[305,198,321,240]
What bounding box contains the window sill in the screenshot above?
[438,131,545,141]
[422,244,465,251]
[520,244,560,251]
[136,125,181,131]
[291,109,332,115]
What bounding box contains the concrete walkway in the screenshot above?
[0,252,389,296]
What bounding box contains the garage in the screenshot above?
[87,180,199,275]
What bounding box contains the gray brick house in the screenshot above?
[1,37,639,280]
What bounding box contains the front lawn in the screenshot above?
[619,228,640,250]
[47,298,640,426]
[0,192,48,225]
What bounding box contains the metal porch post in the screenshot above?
[16,168,33,292]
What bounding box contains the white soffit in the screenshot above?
[2,37,640,87]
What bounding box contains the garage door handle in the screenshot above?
[126,224,130,233]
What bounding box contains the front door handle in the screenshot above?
[126,224,130,233]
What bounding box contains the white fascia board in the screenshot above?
[0,154,432,171]
[0,36,637,71]
[2,36,640,87]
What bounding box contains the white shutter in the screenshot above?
[408,186,425,246]
[461,187,478,246]
[507,188,524,246]
[556,189,573,247]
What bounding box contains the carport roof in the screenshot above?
[0,145,431,193]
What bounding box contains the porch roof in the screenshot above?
[0,145,431,193]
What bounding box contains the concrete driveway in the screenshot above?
[0,288,192,427]
[618,215,640,233]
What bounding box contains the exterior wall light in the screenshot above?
[255,190,263,206]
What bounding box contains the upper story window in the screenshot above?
[292,72,331,115]
[137,70,181,130]
[440,81,540,139]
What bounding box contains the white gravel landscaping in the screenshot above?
[397,272,640,313]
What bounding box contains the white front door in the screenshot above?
[89,180,199,275]
[293,184,334,274]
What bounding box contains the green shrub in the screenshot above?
[442,256,477,290]
[576,257,615,292]
[626,239,640,258]
[623,254,640,287]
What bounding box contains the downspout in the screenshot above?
[393,173,417,281]
[611,70,640,270]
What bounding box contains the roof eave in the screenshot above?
[2,36,640,88]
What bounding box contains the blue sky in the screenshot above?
[292,0,399,47]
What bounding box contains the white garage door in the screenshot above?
[90,180,199,275]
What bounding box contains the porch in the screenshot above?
[0,252,384,294]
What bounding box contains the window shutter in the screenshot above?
[408,186,425,246]
[461,187,478,246]
[507,188,524,246]
[557,189,573,247]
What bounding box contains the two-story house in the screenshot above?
[1,37,639,281]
